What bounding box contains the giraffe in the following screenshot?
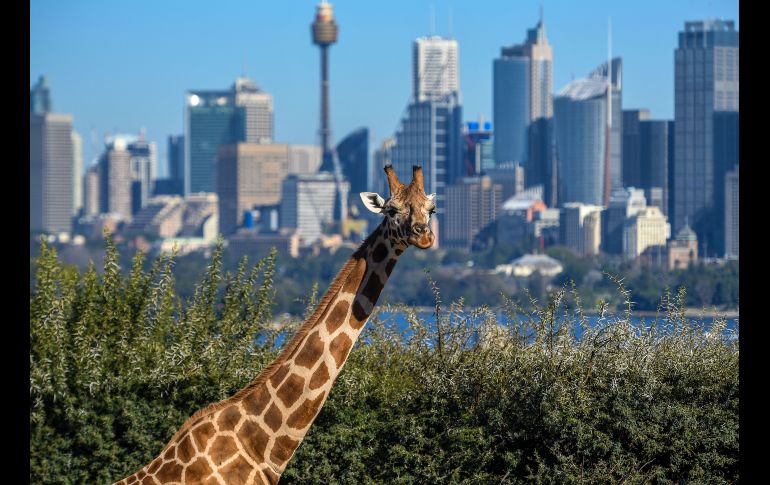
[114,165,436,485]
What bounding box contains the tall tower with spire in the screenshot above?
[312,0,338,173]
[311,1,347,223]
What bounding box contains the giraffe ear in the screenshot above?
[360,192,386,214]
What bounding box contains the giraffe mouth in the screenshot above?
[409,232,434,249]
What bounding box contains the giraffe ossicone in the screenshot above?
[115,165,436,485]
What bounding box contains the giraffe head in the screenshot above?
[359,165,436,249]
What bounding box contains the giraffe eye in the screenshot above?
[428,207,436,215]
[386,207,398,217]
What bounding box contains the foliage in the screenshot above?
[30,237,738,483]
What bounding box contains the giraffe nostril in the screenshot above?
[413,224,428,235]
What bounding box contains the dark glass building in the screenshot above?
[673,19,738,255]
[712,111,739,256]
[336,127,369,195]
[184,90,245,194]
[527,117,557,207]
[623,110,672,216]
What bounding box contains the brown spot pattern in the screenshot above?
[210,435,239,465]
[155,461,183,482]
[309,361,330,390]
[395,248,403,255]
[147,458,162,474]
[362,272,384,300]
[372,242,388,263]
[162,446,175,460]
[242,386,271,417]
[325,300,350,333]
[276,373,305,407]
[349,300,369,329]
[269,364,291,388]
[237,420,270,463]
[137,471,146,480]
[263,467,280,485]
[342,258,367,294]
[217,405,242,431]
[177,434,196,464]
[263,403,283,432]
[330,333,354,368]
[139,477,154,485]
[294,331,324,369]
[184,457,213,483]
[385,258,397,276]
[270,435,299,467]
[286,391,327,430]
[219,454,252,485]
[191,422,216,452]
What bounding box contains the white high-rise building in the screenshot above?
[30,112,74,234]
[413,36,459,102]
[233,77,274,144]
[72,131,82,216]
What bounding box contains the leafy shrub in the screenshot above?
[30,237,738,484]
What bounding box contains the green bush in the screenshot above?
[30,237,738,484]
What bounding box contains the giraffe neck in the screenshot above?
[252,222,403,477]
[114,221,405,485]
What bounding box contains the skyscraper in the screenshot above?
[724,166,739,258]
[413,36,459,102]
[30,112,74,233]
[391,36,463,227]
[589,57,623,199]
[98,137,133,221]
[128,136,157,216]
[673,19,739,254]
[493,17,552,168]
[30,75,51,114]
[184,77,273,195]
[553,77,608,206]
[96,134,157,221]
[233,77,274,144]
[72,131,83,216]
[527,117,557,207]
[623,110,673,216]
[444,176,503,250]
[713,111,739,256]
[336,128,369,195]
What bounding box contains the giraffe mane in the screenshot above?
[161,223,382,447]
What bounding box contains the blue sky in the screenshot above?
[30,0,738,177]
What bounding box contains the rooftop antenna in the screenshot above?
[448,5,453,38]
[430,4,436,35]
[602,17,613,207]
[539,0,544,24]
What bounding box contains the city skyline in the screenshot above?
[30,0,738,176]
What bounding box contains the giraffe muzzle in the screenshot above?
[408,224,434,249]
